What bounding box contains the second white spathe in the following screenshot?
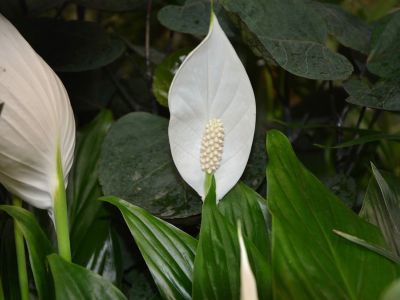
[0,14,75,210]
[168,13,256,201]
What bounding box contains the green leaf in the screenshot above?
[192,177,240,300]
[218,182,270,260]
[193,178,271,300]
[0,206,54,300]
[381,279,400,300]
[98,112,202,219]
[344,78,400,111]
[266,129,400,300]
[312,3,371,54]
[48,254,126,300]
[73,0,146,11]
[360,165,400,256]
[368,11,400,79]
[100,196,197,300]
[317,132,400,149]
[221,0,353,80]
[152,49,190,107]
[18,18,125,72]
[67,110,121,282]
[158,0,234,36]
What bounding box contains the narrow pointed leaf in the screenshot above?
[267,130,399,300]
[360,165,400,256]
[168,13,256,200]
[101,196,197,300]
[48,254,126,300]
[0,15,75,209]
[0,205,54,300]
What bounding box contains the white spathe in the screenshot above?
[0,14,75,210]
[168,13,256,201]
[238,226,258,300]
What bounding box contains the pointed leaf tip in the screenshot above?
[168,13,256,201]
[0,14,75,209]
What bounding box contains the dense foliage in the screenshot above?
[1,0,400,299]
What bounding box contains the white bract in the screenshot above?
[238,226,258,300]
[0,14,75,210]
[168,13,256,201]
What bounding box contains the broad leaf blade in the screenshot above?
[101,196,197,300]
[48,254,126,300]
[218,182,270,260]
[266,130,399,300]
[360,165,400,256]
[0,206,54,300]
[222,0,353,80]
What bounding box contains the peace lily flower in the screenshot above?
[0,14,75,211]
[168,13,256,201]
[238,225,258,300]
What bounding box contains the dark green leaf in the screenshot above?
[101,196,197,300]
[18,19,125,72]
[344,78,400,111]
[221,0,353,80]
[73,0,146,11]
[312,2,371,54]
[266,129,399,300]
[48,254,126,300]
[360,165,400,256]
[192,177,240,300]
[193,178,271,300]
[0,0,64,17]
[0,206,54,300]
[324,174,358,208]
[152,49,190,107]
[218,182,270,260]
[158,0,234,36]
[67,110,121,282]
[368,11,400,79]
[98,112,202,219]
[316,132,400,148]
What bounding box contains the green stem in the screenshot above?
[12,196,29,300]
[204,173,213,197]
[53,147,71,262]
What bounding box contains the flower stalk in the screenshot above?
[53,147,71,262]
[12,196,29,300]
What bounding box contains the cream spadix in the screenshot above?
[168,13,256,201]
[0,14,75,210]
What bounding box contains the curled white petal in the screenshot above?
[0,14,75,209]
[168,13,256,201]
[238,225,258,300]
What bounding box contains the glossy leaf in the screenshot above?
[101,196,197,300]
[221,0,353,80]
[99,112,202,219]
[368,11,400,79]
[193,178,271,300]
[67,110,117,275]
[168,13,256,201]
[0,15,75,209]
[48,254,126,300]
[0,205,54,300]
[266,129,400,300]
[344,78,400,111]
[218,182,270,260]
[152,49,190,107]
[18,18,125,72]
[360,165,400,256]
